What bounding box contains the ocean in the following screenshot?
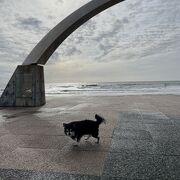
[44,81,180,96]
[1,81,180,97]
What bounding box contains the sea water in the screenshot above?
[1,81,180,97]
[44,81,180,96]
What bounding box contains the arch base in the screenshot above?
[0,65,46,107]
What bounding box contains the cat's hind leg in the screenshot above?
[76,135,82,143]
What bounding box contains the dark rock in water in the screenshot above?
[82,84,98,88]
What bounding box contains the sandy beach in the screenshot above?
[0,95,180,179]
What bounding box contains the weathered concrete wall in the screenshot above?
[0,69,16,106]
[0,65,45,107]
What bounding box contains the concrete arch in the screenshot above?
[23,0,125,65]
[0,0,126,106]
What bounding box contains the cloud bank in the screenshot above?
[0,0,180,84]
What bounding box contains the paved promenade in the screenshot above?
[0,95,180,179]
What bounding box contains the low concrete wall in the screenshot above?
[0,65,45,107]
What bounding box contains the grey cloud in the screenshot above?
[126,0,142,10]
[74,36,85,44]
[47,13,130,61]
[56,15,130,61]
[48,46,82,64]
[47,52,60,64]
[99,43,114,52]
[84,19,97,31]
[47,20,96,59]
[47,15,55,20]
[58,45,82,58]
[121,17,129,24]
[15,17,42,30]
[1,0,180,76]
[0,30,30,64]
[112,18,129,32]
[57,0,63,3]
[93,16,130,42]
[90,17,130,60]
[98,0,180,61]
[65,46,81,56]
[96,45,114,61]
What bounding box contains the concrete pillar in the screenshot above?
[0,65,45,107]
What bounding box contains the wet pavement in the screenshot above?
[0,95,180,179]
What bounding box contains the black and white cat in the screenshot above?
[63,114,105,143]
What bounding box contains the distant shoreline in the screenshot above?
[1,81,180,97]
[45,81,180,96]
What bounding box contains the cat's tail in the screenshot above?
[95,114,106,125]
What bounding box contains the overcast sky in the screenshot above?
[0,0,180,86]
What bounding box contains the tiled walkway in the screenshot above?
[0,95,180,179]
